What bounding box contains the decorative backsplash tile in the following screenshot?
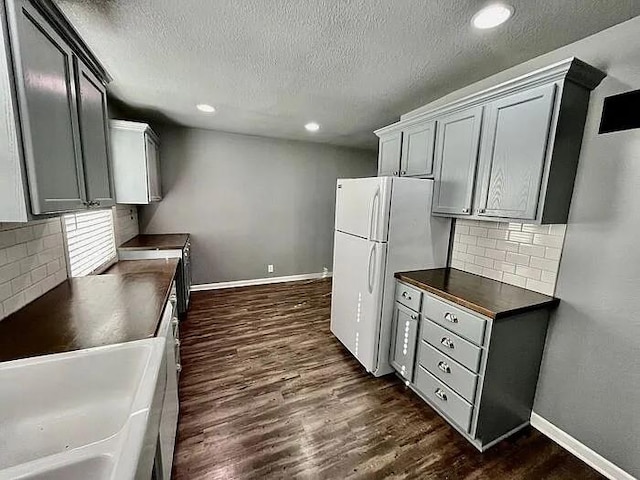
[0,218,68,320]
[450,219,566,296]
[114,205,139,246]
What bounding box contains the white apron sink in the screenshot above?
[0,338,165,480]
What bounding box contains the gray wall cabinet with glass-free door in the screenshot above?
[109,120,162,204]
[375,58,606,224]
[376,121,435,178]
[0,0,113,222]
[391,280,551,451]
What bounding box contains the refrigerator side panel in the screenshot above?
[330,230,386,372]
[373,178,452,376]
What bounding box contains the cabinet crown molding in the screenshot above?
[374,57,605,137]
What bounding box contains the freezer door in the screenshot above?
[335,177,391,242]
[330,230,387,372]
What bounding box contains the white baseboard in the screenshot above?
[530,412,636,480]
[191,271,332,291]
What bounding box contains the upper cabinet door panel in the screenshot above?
[76,58,114,207]
[378,131,402,176]
[8,0,85,214]
[401,121,435,177]
[477,84,557,220]
[145,134,161,202]
[432,106,483,215]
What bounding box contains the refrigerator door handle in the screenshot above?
[367,243,376,294]
[367,188,380,241]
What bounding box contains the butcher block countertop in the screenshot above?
[119,233,190,251]
[395,268,559,319]
[0,258,179,363]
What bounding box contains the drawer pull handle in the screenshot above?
[410,314,418,320]
[175,339,181,347]
[401,291,412,300]
[435,388,448,401]
[176,363,182,373]
[172,318,179,327]
[441,337,455,349]
[444,312,458,323]
[437,361,451,373]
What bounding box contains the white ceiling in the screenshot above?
[56,0,640,150]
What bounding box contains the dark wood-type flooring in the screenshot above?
[173,279,603,480]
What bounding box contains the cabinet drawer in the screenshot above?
[422,295,486,345]
[418,341,478,403]
[422,319,482,372]
[395,282,422,311]
[415,366,473,433]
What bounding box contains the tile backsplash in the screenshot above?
[450,219,566,296]
[0,218,68,320]
[114,205,139,246]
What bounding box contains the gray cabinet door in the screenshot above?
[400,121,435,177]
[390,303,419,382]
[432,106,483,215]
[75,58,114,207]
[7,0,86,214]
[377,131,402,176]
[476,84,557,220]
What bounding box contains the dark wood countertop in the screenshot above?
[395,268,559,319]
[0,258,179,363]
[119,233,190,251]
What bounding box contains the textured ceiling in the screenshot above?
[55,0,640,149]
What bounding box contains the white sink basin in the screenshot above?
[0,338,165,480]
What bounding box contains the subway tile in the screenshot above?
[46,259,61,276]
[529,256,559,272]
[519,244,546,258]
[22,283,42,304]
[545,247,562,260]
[14,226,34,244]
[0,250,7,266]
[47,220,62,235]
[456,252,475,263]
[474,256,495,268]
[43,234,61,249]
[496,240,519,253]
[541,270,557,284]
[39,273,62,294]
[502,273,527,288]
[11,272,32,295]
[453,242,467,253]
[469,226,489,237]
[451,259,465,270]
[487,229,509,240]
[485,248,506,261]
[456,224,470,235]
[18,255,40,274]
[481,267,503,281]
[459,234,477,246]
[6,244,28,263]
[3,292,25,316]
[526,278,555,296]
[521,224,550,234]
[26,238,45,256]
[483,221,501,230]
[0,230,16,248]
[533,233,564,248]
[31,265,47,284]
[0,262,21,284]
[467,245,486,257]
[493,261,516,274]
[31,222,48,238]
[506,223,522,231]
[54,270,67,283]
[464,263,484,275]
[548,224,567,237]
[0,281,12,302]
[505,252,530,266]
[515,265,542,281]
[477,237,497,249]
[508,231,534,244]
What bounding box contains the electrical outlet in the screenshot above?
[268,264,274,273]
[322,267,329,278]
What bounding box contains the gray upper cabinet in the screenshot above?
[375,58,605,224]
[377,131,402,176]
[8,0,86,214]
[400,121,435,177]
[476,84,556,220]
[432,106,483,216]
[75,57,114,208]
[0,0,112,222]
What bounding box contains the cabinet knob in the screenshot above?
[410,314,418,320]
[401,170,406,175]
[478,208,486,214]
[462,208,469,214]
[393,171,399,176]
[401,291,412,300]
[435,388,448,401]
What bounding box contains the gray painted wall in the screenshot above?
[138,127,376,284]
[409,15,640,477]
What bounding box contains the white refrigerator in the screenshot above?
[330,177,451,376]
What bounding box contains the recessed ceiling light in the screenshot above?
[196,104,216,113]
[305,122,320,132]
[472,4,513,29]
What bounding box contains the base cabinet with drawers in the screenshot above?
[391,272,556,451]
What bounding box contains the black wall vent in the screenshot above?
[599,89,640,134]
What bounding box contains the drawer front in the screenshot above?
[422,319,482,372]
[422,294,486,345]
[390,303,420,381]
[395,282,422,311]
[415,366,473,433]
[418,341,478,403]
